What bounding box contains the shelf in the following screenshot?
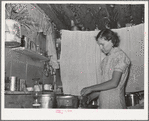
[11,47,49,61]
[5,91,33,95]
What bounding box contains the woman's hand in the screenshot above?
[81,87,92,96]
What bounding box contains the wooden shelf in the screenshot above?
[5,91,33,95]
[11,47,49,61]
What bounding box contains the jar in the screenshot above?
[33,78,41,92]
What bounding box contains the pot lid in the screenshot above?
[56,94,78,98]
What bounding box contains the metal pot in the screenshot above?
[40,91,56,108]
[125,93,141,106]
[87,98,98,109]
[44,84,53,91]
[56,94,79,108]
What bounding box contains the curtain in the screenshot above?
[46,26,59,69]
[60,30,102,95]
[113,24,144,92]
[60,23,144,95]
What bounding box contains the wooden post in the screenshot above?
[53,69,57,92]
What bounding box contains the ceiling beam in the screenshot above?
[37,4,68,30]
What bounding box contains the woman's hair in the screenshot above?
[96,29,120,47]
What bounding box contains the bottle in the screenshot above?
[32,78,41,108]
[95,25,99,31]
[71,20,78,31]
[5,72,9,91]
[53,70,57,92]
[20,35,24,47]
[36,32,41,53]
[32,91,41,108]
[71,20,75,27]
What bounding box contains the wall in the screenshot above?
[5,47,53,87]
[6,24,56,86]
[4,23,63,108]
[5,94,33,108]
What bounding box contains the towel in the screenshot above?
[60,24,144,95]
[46,26,59,69]
[60,30,103,95]
[125,24,144,92]
[113,24,144,92]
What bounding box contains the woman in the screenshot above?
[81,29,130,109]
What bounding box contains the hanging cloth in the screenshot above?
[113,24,144,92]
[60,24,144,95]
[125,24,144,92]
[60,30,102,95]
[46,26,59,69]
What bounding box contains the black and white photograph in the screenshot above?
[1,1,148,120]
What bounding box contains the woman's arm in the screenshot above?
[81,71,122,96]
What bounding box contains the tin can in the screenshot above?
[16,78,20,91]
[9,76,17,91]
[40,92,55,108]
[19,79,26,91]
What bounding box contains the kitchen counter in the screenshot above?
[127,103,144,109]
[5,94,33,108]
[5,91,33,95]
[5,91,144,109]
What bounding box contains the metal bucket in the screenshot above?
[40,92,55,108]
[125,93,140,106]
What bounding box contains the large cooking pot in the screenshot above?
[125,93,141,106]
[56,94,79,108]
[40,91,56,108]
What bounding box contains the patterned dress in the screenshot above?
[98,47,130,109]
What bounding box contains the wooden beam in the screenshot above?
[37,4,68,30]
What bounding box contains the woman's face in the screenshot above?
[97,37,113,54]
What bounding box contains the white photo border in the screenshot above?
[1,1,148,120]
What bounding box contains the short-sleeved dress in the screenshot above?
[98,47,130,109]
